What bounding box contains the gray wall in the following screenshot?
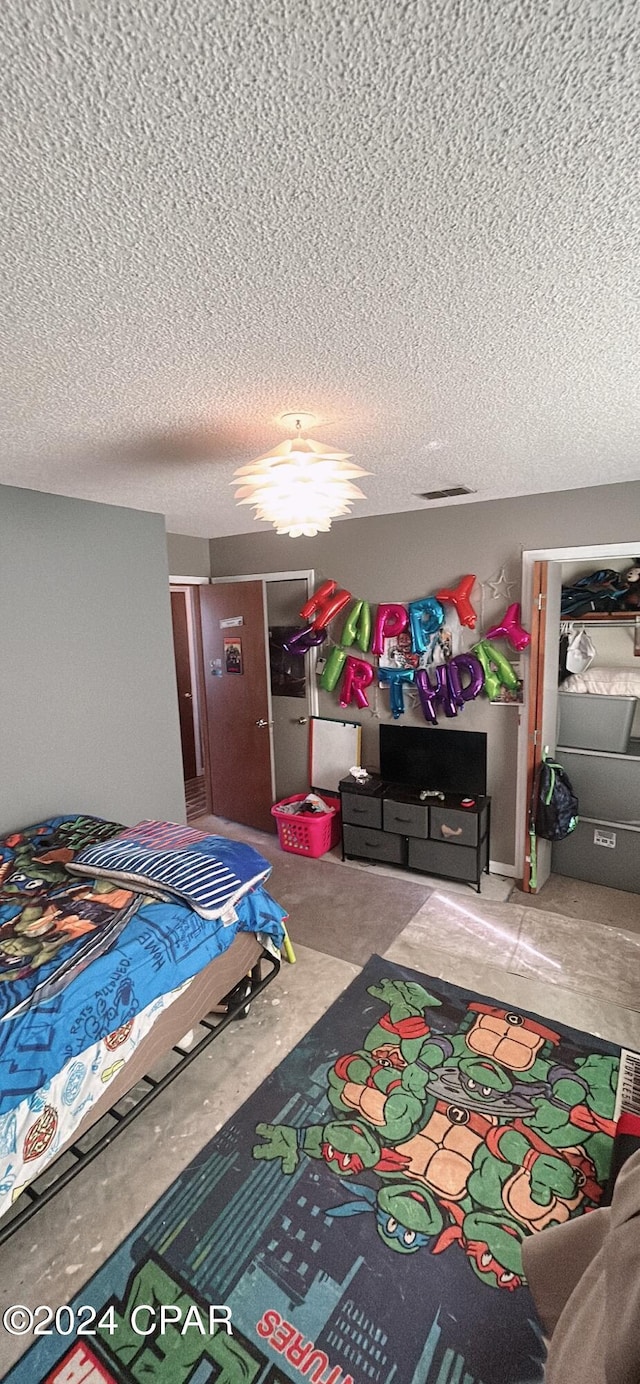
[167,532,211,577]
[1,486,186,833]
[210,480,640,868]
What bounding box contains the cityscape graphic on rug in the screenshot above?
[5,955,622,1384]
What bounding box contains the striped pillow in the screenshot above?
[69,821,271,921]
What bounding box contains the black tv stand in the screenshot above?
[339,774,490,892]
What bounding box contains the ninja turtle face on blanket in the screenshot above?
[0,818,134,985]
[0,883,136,982]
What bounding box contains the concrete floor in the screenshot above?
[197,810,514,901]
[2,837,639,1375]
[510,871,640,935]
[190,815,435,965]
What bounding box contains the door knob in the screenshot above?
[255,719,268,728]
[297,717,308,725]
[184,693,192,700]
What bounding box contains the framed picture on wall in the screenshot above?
[224,637,243,674]
[490,676,524,704]
[379,612,462,670]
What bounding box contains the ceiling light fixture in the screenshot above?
[231,414,369,538]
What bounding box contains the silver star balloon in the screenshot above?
[486,566,515,601]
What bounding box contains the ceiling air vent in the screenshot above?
[415,485,476,501]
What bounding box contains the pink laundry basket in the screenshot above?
[271,794,341,857]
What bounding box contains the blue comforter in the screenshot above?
[0,816,286,1114]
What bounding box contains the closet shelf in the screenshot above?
[560,610,640,652]
[563,612,640,624]
[557,743,640,763]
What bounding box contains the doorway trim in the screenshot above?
[515,539,640,881]
[168,575,210,584]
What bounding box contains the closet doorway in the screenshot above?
[516,541,640,895]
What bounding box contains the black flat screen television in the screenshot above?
[379,726,487,796]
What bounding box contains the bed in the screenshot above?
[0,814,287,1238]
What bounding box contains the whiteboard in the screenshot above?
[310,717,362,794]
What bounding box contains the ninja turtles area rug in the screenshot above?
[5,956,623,1384]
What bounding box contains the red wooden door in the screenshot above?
[199,581,275,833]
[170,590,197,781]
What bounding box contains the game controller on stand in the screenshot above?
[419,789,445,801]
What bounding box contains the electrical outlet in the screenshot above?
[594,828,616,849]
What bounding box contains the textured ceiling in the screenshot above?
[1,0,639,538]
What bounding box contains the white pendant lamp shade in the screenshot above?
[232,435,369,538]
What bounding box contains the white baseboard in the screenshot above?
[489,860,518,878]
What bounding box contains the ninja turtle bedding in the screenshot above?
[6,955,627,1384]
[0,815,286,1114]
[0,978,193,1224]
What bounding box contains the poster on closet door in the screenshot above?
[224,637,243,674]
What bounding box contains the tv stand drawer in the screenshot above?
[429,804,487,847]
[341,794,382,831]
[408,836,487,880]
[383,798,430,837]
[343,824,406,865]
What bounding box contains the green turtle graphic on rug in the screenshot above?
[253,977,617,1289]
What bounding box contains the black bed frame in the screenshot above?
[0,949,280,1247]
